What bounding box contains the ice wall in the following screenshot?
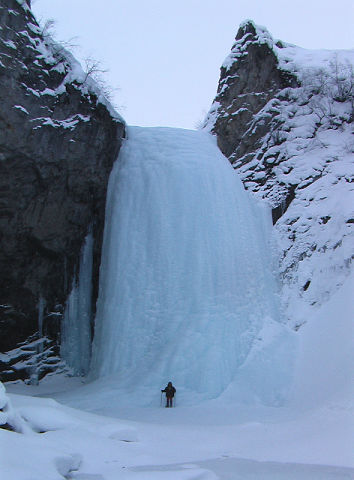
[61,231,93,375]
[90,127,294,402]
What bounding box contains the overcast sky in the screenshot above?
[31,0,354,129]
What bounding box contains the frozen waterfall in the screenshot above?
[90,127,295,403]
[61,231,93,376]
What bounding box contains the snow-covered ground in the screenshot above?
[2,390,353,480]
[3,270,353,479]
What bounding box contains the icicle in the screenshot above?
[28,295,47,383]
[61,230,94,375]
[37,296,46,353]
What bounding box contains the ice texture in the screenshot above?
[90,127,293,401]
[37,296,45,343]
[61,232,93,375]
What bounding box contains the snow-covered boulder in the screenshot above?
[0,381,31,433]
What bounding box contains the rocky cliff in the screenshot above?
[0,0,124,380]
[204,21,354,327]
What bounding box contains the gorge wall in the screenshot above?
[204,21,354,328]
[0,0,124,380]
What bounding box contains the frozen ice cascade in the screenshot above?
[61,231,93,376]
[89,127,296,405]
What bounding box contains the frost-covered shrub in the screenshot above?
[301,56,354,125]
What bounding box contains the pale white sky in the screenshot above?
[31,0,354,129]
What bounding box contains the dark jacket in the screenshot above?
[162,382,176,398]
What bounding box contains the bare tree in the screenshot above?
[82,57,118,104]
[300,55,354,126]
[329,55,354,102]
[36,17,119,109]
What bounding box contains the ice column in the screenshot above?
[61,231,93,375]
[37,296,45,352]
[29,296,47,385]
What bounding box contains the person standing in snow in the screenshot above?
[161,381,176,407]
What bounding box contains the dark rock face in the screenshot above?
[203,21,300,221]
[207,21,297,161]
[0,0,124,373]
